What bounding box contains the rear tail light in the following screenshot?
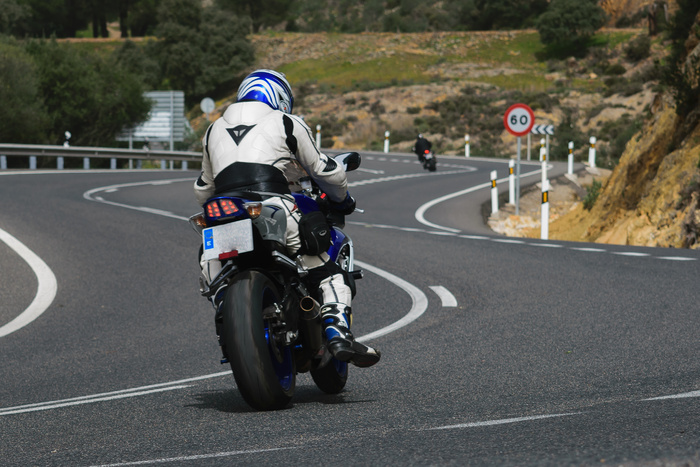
[205,198,242,221]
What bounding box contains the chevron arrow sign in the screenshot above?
[531,124,554,135]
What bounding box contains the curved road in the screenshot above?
[1,153,700,466]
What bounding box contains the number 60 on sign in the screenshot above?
[503,103,535,137]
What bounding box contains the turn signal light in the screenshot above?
[244,202,262,219]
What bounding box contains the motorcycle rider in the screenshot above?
[194,69,380,368]
[413,133,432,163]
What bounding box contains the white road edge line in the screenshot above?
[415,167,543,232]
[92,447,301,467]
[0,371,230,415]
[0,181,429,416]
[0,227,58,338]
[643,390,700,401]
[423,412,582,431]
[0,386,192,416]
[429,286,458,307]
[354,260,428,342]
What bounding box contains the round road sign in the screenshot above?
[200,97,215,114]
[504,103,535,137]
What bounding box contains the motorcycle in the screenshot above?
[189,152,363,411]
[422,149,437,172]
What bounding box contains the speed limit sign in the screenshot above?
[504,103,535,137]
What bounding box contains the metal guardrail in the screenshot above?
[0,143,201,170]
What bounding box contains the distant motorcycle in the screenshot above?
[422,149,436,172]
[189,152,363,411]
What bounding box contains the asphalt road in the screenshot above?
[2,152,700,466]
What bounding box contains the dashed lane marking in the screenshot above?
[429,286,458,307]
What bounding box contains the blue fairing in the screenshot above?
[292,193,319,214]
[328,227,345,262]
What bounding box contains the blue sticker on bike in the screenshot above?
[204,229,214,250]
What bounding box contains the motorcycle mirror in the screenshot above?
[334,152,361,172]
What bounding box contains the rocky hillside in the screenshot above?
[193,8,698,250]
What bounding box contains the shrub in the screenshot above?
[583,179,602,210]
[624,35,651,63]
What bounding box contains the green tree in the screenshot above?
[536,0,606,55]
[0,38,50,143]
[473,0,548,30]
[216,0,292,33]
[0,0,31,36]
[25,39,150,145]
[129,0,161,36]
[150,0,254,103]
[113,39,161,89]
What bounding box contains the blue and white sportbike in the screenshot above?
[189,152,363,411]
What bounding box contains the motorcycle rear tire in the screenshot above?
[311,357,348,394]
[221,270,295,410]
[428,158,436,172]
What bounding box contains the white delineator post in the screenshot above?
[568,141,574,175]
[491,170,498,214]
[465,134,470,158]
[541,180,550,240]
[539,138,545,161]
[589,136,596,168]
[540,138,547,187]
[508,159,515,205]
[384,130,390,153]
[316,124,322,148]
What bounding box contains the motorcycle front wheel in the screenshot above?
[221,270,295,410]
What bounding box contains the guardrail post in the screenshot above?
[491,170,498,214]
[161,160,166,170]
[29,156,37,170]
[588,136,597,168]
[110,158,117,170]
[508,159,515,205]
[384,131,390,153]
[541,180,550,240]
[568,141,574,175]
[83,157,90,170]
[57,157,64,170]
[182,161,188,170]
[1,155,6,170]
[464,134,470,158]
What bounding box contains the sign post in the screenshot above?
[503,103,535,215]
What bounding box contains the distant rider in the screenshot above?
[413,133,432,163]
[194,69,380,368]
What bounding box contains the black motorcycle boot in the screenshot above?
[321,305,381,368]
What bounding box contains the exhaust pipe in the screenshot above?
[300,296,321,320]
[299,296,323,352]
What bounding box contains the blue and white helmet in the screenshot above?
[236,69,294,114]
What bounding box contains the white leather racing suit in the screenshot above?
[194,101,352,309]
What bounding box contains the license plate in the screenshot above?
[202,218,254,261]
